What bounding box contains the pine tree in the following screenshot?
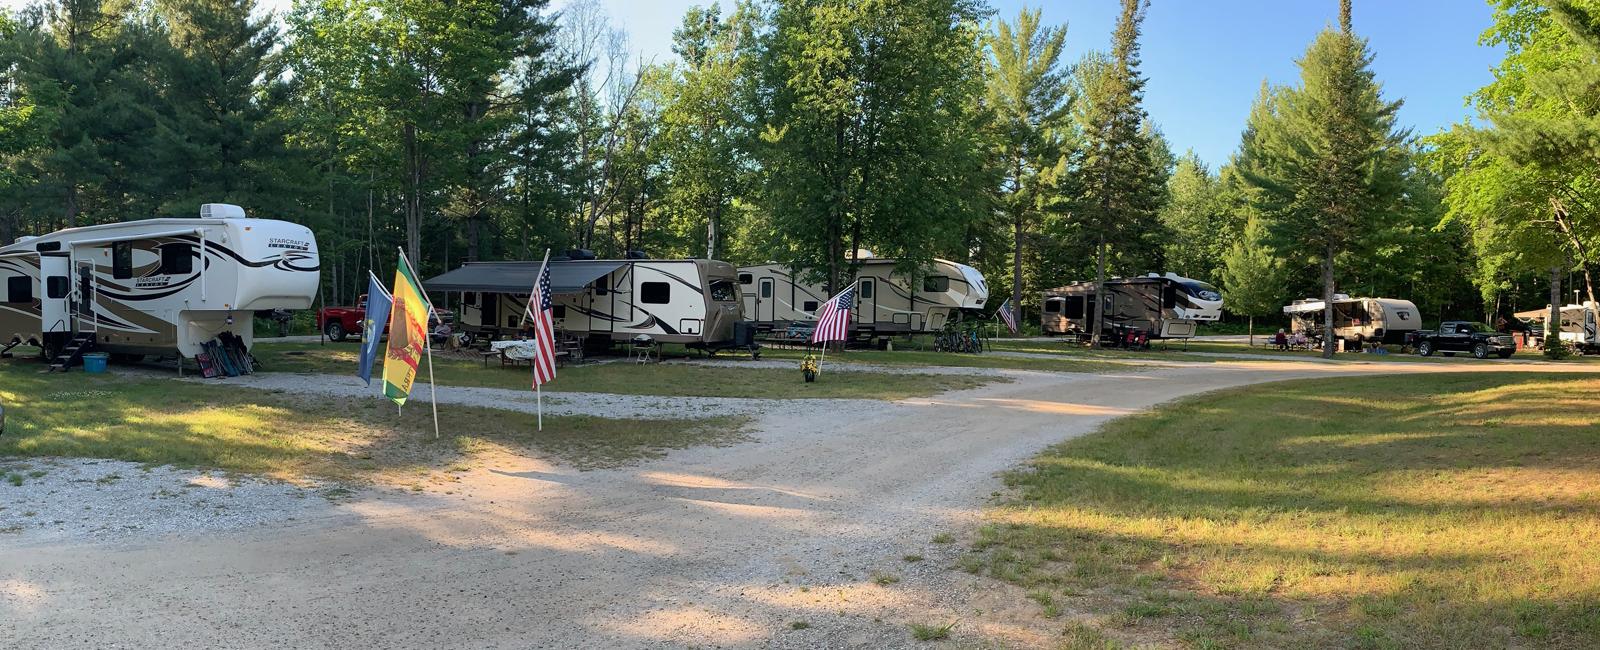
[983,6,1070,321]
[1221,214,1287,345]
[1237,0,1408,357]
[1159,151,1226,283]
[1072,0,1168,347]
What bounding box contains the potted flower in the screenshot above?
[800,355,819,382]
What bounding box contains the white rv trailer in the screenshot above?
[0,204,319,362]
[1283,295,1420,345]
[736,258,989,335]
[1042,273,1222,340]
[1515,303,1600,352]
[425,258,750,348]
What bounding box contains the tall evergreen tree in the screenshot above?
[983,6,1070,319]
[1221,214,1287,345]
[1159,151,1226,283]
[1237,0,1408,357]
[153,0,290,215]
[1072,0,1168,347]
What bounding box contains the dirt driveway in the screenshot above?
[1,359,1589,648]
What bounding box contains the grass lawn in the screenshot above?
[254,342,998,399]
[973,373,1600,649]
[0,357,750,482]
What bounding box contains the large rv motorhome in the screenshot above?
[0,204,320,364]
[737,258,989,335]
[425,257,748,349]
[1283,295,1420,346]
[1042,273,1222,340]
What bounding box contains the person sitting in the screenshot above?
[1289,331,1309,349]
[1273,328,1289,351]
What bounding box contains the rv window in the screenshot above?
[1044,300,1062,314]
[803,300,819,312]
[737,273,753,285]
[760,281,772,299]
[47,276,68,300]
[112,241,133,279]
[159,244,192,275]
[553,305,566,319]
[709,279,738,302]
[922,276,949,293]
[1065,296,1085,318]
[5,276,31,303]
[641,281,670,304]
[860,281,874,299]
[594,275,609,296]
[463,292,478,307]
[1162,284,1177,309]
[1395,310,1411,321]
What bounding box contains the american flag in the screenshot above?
[523,261,558,387]
[997,298,1019,335]
[810,283,857,344]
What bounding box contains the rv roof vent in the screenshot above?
[567,248,597,261]
[625,250,648,260]
[200,203,247,220]
[1332,293,1351,301]
[13,235,37,245]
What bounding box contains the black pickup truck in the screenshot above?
[1411,321,1517,359]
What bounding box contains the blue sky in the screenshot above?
[3,0,1505,168]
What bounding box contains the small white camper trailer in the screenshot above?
[0,204,320,367]
[426,257,750,349]
[736,258,988,335]
[1042,273,1222,340]
[1515,302,1600,352]
[1283,295,1420,346]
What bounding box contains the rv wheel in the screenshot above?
[325,321,347,342]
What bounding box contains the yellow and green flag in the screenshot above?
[382,252,432,405]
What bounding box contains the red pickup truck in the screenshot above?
[317,295,451,342]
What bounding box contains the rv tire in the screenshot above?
[325,321,347,342]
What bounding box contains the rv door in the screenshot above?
[39,255,70,335]
[75,260,95,332]
[758,277,774,322]
[857,279,876,326]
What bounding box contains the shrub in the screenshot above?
[1544,334,1571,360]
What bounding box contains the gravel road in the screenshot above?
[3,358,1592,648]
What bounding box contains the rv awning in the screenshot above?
[424,260,624,295]
[1284,301,1328,314]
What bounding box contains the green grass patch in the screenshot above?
[756,344,1133,373]
[976,372,1600,649]
[254,342,996,399]
[0,358,750,480]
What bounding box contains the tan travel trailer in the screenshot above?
[425,257,750,350]
[737,258,989,335]
[1283,295,1420,345]
[0,204,319,364]
[1042,273,1223,340]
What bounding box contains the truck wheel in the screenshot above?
[1473,342,1490,359]
[1417,341,1433,357]
[1497,350,1514,359]
[325,321,346,342]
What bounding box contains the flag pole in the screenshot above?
[523,249,553,432]
[399,247,441,439]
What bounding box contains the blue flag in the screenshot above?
[358,272,393,386]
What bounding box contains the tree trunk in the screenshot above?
[1322,245,1336,359]
[1012,207,1023,323]
[404,122,422,266]
[1550,266,1563,345]
[1248,315,1254,347]
[1091,235,1106,348]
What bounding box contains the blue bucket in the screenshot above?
[83,352,110,374]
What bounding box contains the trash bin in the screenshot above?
[83,352,110,374]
